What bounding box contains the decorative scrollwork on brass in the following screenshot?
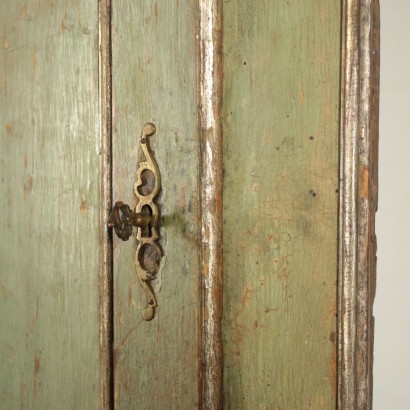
[108,123,162,321]
[134,123,161,321]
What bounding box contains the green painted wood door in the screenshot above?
[0,1,102,408]
[1,1,378,409]
[110,1,341,409]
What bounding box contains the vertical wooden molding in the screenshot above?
[198,0,224,408]
[338,0,379,408]
[99,0,113,409]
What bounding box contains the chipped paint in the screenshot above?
[79,199,88,216]
[23,175,33,200]
[199,0,223,408]
[33,352,41,396]
[98,1,113,409]
[1,1,102,407]
[33,49,37,72]
[338,1,379,408]
[359,164,369,199]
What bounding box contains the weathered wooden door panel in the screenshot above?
[222,1,340,408]
[0,1,101,408]
[111,2,201,408]
[0,0,379,408]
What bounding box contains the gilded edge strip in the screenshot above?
[98,1,113,409]
[198,1,224,408]
[338,1,379,409]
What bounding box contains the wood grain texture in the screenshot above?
[111,2,201,408]
[0,1,101,408]
[222,1,341,408]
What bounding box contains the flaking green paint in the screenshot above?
[222,1,341,408]
[111,2,201,408]
[0,1,344,407]
[0,1,101,408]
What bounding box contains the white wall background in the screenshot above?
[373,1,410,409]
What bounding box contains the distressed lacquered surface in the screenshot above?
[0,1,101,408]
[199,0,224,407]
[222,1,341,408]
[338,1,379,408]
[111,2,201,408]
